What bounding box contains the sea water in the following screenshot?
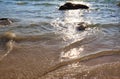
[0,0,120,79]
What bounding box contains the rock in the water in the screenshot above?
[59,2,89,10]
[76,22,88,31]
[0,18,13,25]
[3,32,16,40]
[117,2,120,7]
[0,32,16,46]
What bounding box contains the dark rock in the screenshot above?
[59,2,89,10]
[117,2,120,7]
[76,22,88,31]
[0,18,13,25]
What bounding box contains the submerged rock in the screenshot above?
[59,2,89,10]
[3,32,16,41]
[0,32,16,48]
[0,18,13,25]
[76,22,88,31]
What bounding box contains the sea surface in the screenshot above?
[0,0,120,79]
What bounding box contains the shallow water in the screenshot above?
[0,0,120,79]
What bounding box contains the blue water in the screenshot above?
[0,0,119,23]
[0,0,119,33]
[0,0,119,35]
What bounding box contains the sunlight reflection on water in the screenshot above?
[61,47,84,60]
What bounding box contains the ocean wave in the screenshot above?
[16,1,28,5]
[33,2,58,6]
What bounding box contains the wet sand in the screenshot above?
[0,38,120,79]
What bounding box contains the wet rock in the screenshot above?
[0,32,16,48]
[59,2,89,10]
[3,32,16,40]
[117,2,120,7]
[76,22,88,31]
[0,18,13,25]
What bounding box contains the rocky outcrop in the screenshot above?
[59,2,89,10]
[0,18,13,25]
